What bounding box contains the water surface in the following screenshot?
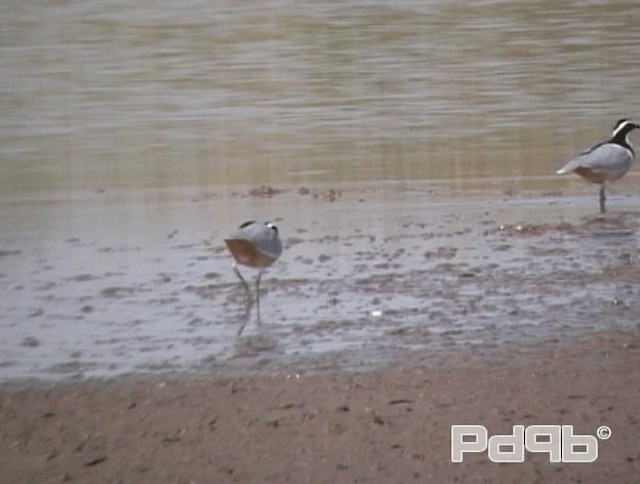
[2,0,640,194]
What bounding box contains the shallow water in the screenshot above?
[2,1,640,381]
[1,182,639,381]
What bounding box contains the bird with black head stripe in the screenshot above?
[557,119,639,213]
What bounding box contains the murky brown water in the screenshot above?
[2,1,640,194]
[2,1,640,381]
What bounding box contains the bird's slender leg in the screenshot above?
[599,185,606,214]
[233,262,255,335]
[233,262,252,299]
[237,296,254,336]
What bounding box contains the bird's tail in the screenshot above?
[555,159,579,175]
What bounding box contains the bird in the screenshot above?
[224,220,282,323]
[556,119,639,213]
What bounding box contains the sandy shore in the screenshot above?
[1,329,639,483]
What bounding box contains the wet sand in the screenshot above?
[1,329,639,483]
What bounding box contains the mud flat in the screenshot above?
[1,181,640,381]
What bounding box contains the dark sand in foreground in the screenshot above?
[1,329,639,483]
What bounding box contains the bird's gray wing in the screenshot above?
[254,227,282,259]
[557,143,632,175]
[229,221,282,259]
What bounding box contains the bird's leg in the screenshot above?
[237,296,254,336]
[233,262,252,299]
[233,262,254,335]
[599,185,606,214]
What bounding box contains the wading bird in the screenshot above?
[225,220,282,324]
[556,119,639,213]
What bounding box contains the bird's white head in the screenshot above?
[265,221,279,234]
